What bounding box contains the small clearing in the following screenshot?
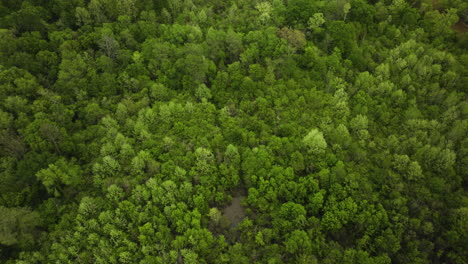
[452,20,468,34]
[223,196,246,227]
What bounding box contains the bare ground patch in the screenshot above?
[223,196,246,227]
[452,20,468,33]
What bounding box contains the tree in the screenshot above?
[343,3,351,21]
[55,51,91,98]
[322,196,358,231]
[308,13,325,33]
[283,0,319,27]
[0,130,26,159]
[195,84,212,102]
[303,129,327,155]
[99,27,119,59]
[277,27,306,52]
[5,2,47,34]
[0,206,40,247]
[208,207,222,225]
[36,158,82,196]
[285,230,312,255]
[255,2,273,25]
[75,7,91,26]
[21,115,70,154]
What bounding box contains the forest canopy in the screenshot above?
[0,0,467,263]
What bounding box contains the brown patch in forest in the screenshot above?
[430,0,467,33]
[452,20,468,33]
[432,0,442,11]
[223,196,246,226]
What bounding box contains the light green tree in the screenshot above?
[255,2,273,24]
[36,158,82,196]
[303,129,327,155]
[308,13,325,30]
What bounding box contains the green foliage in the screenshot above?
[0,206,40,247]
[0,0,466,263]
[303,129,327,155]
[36,158,82,196]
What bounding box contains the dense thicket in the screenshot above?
[0,0,467,263]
